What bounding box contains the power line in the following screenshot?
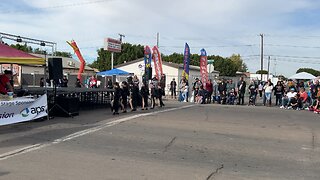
[242,54,320,59]
[0,0,113,13]
[41,0,113,9]
[268,55,320,59]
[265,34,320,39]
[159,44,255,48]
[273,58,320,64]
[264,44,320,49]
[242,57,320,65]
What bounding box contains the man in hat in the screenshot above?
[0,70,14,95]
[280,88,297,109]
[170,78,177,99]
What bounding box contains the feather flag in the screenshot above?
[182,43,190,80]
[200,49,208,87]
[67,40,86,81]
[152,46,163,80]
[144,46,152,81]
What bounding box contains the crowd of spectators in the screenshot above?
[177,76,320,114]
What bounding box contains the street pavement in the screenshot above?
[0,101,320,180]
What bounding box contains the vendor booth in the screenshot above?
[96,68,130,76]
[0,43,47,126]
[97,68,131,86]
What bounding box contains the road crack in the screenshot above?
[206,164,224,180]
[163,137,177,152]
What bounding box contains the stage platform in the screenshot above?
[17,87,114,110]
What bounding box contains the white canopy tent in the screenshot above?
[288,72,316,80]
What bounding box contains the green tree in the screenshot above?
[229,54,248,72]
[89,43,144,71]
[10,44,32,52]
[296,68,320,77]
[162,53,183,64]
[212,56,238,76]
[9,44,71,57]
[277,75,287,81]
[256,70,268,74]
[162,53,202,66]
[190,54,201,66]
[31,48,48,55]
[55,51,72,58]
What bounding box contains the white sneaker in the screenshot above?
[280,106,284,109]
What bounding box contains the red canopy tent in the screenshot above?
[0,43,44,65]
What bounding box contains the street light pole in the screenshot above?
[267,56,270,80]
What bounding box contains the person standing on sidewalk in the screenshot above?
[206,79,213,103]
[274,81,285,106]
[237,77,246,105]
[160,74,166,97]
[140,82,149,110]
[264,80,274,107]
[248,80,258,106]
[112,82,121,115]
[170,78,177,99]
[258,81,263,98]
[120,81,129,113]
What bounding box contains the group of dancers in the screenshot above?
[110,75,165,115]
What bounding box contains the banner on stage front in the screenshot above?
[0,94,48,126]
[152,46,163,80]
[200,49,208,87]
[182,43,190,80]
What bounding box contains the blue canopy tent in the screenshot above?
[97,68,130,76]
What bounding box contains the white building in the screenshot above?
[249,73,279,84]
[115,58,219,91]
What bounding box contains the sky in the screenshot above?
[1,0,320,76]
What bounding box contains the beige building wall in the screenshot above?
[117,59,179,92]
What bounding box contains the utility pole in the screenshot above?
[260,34,264,81]
[267,56,270,80]
[156,32,159,48]
[119,33,125,43]
[274,57,277,76]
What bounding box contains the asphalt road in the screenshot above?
[0,101,320,180]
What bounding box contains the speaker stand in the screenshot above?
[49,103,74,118]
[48,82,73,118]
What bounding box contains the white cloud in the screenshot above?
[1,0,320,76]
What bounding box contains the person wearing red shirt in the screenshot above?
[205,79,213,103]
[89,75,97,88]
[0,70,13,95]
[299,87,309,108]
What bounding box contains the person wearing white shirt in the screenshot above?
[280,88,297,108]
[258,82,264,98]
[264,81,274,106]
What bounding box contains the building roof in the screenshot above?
[115,58,219,73]
[32,54,94,71]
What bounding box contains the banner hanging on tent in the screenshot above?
[152,46,163,80]
[182,43,190,80]
[200,48,208,87]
